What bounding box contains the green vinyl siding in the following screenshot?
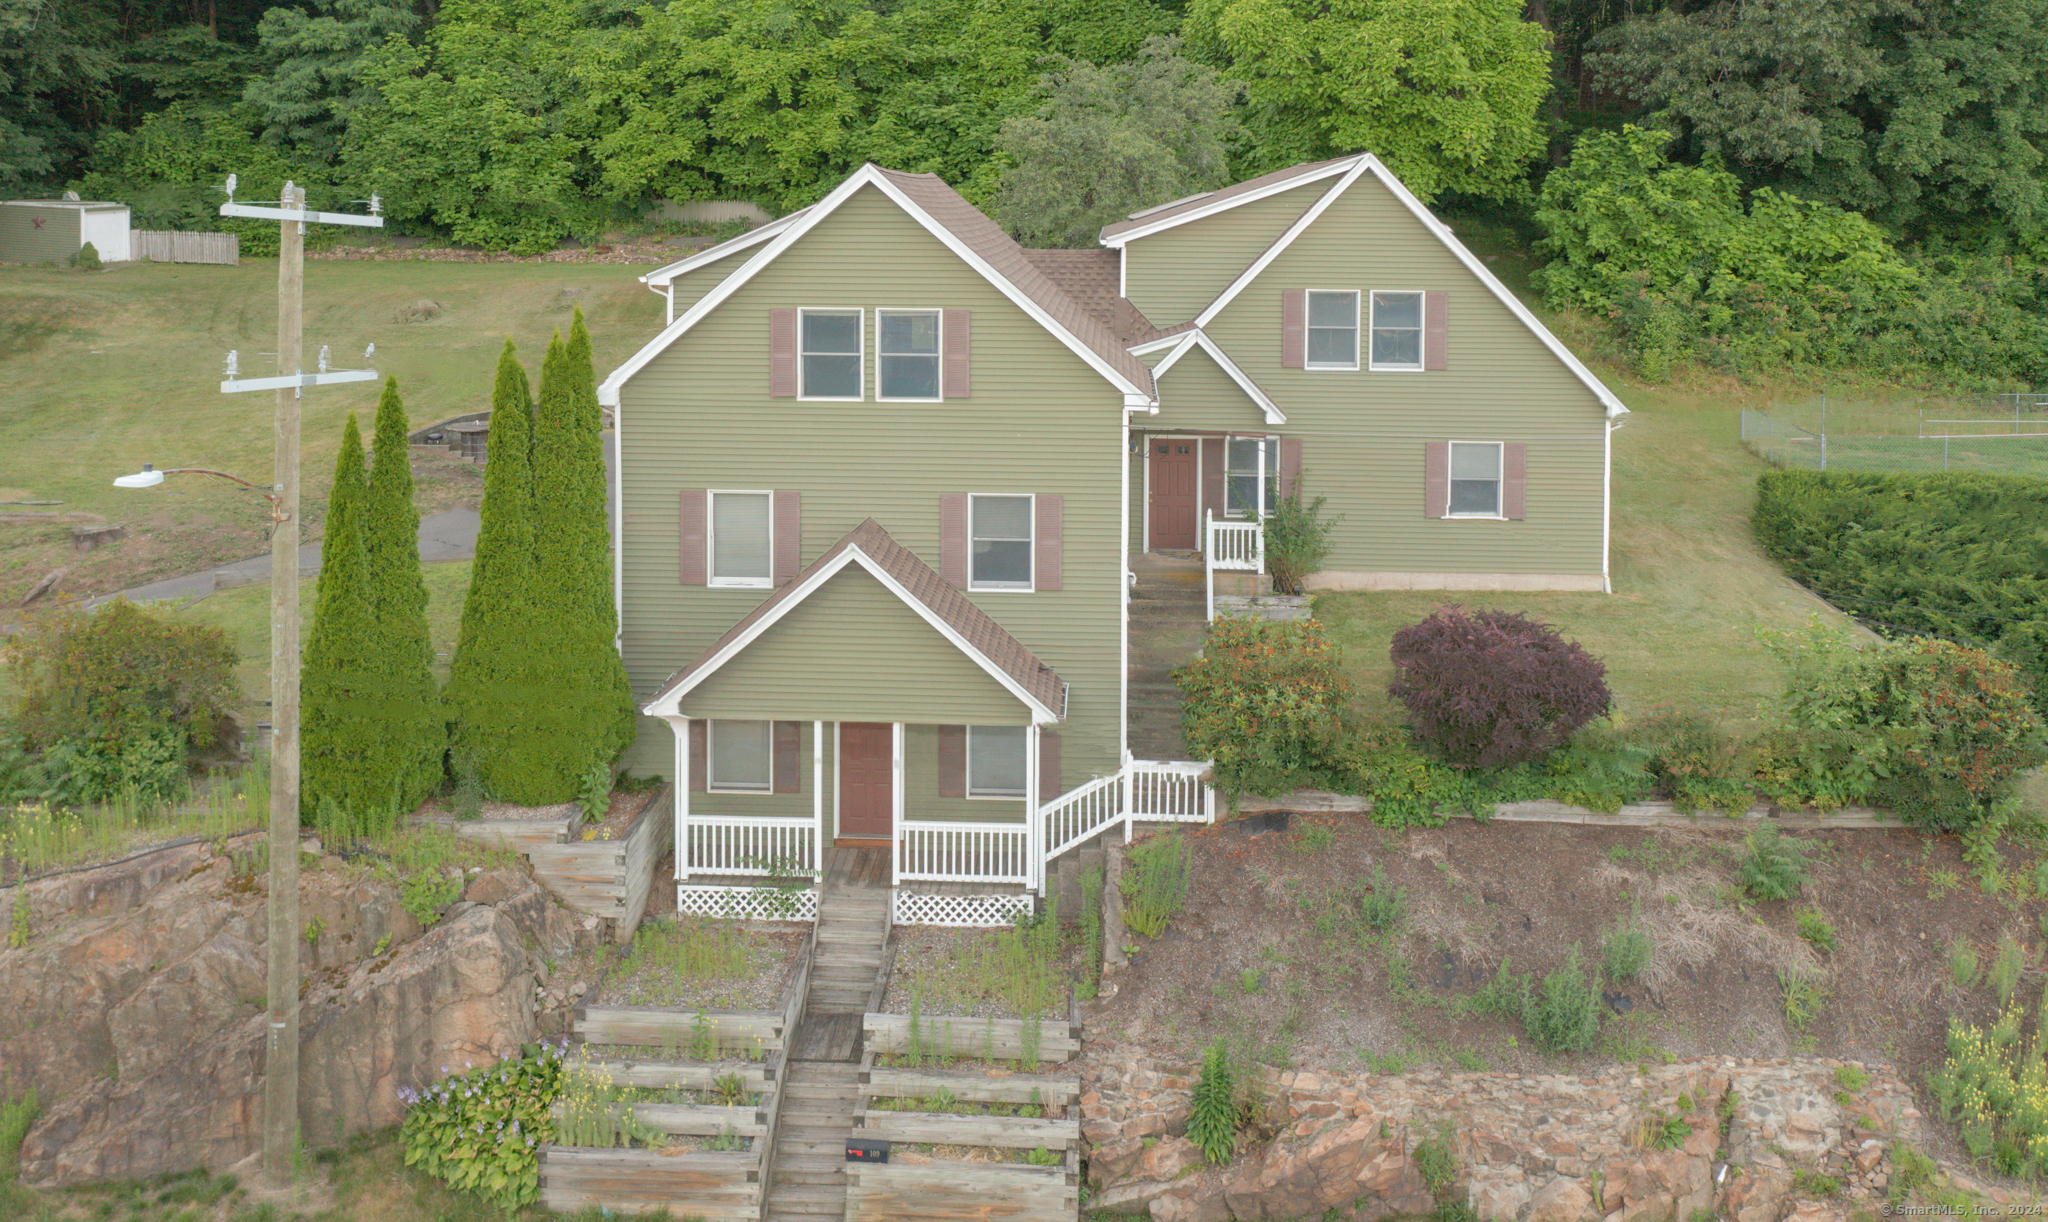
[688,720,830,820]
[667,248,753,316]
[1199,176,1607,577]
[904,724,1025,825]
[679,566,1029,723]
[1127,447,1145,557]
[1150,345,1272,432]
[0,204,80,264]
[617,185,1124,780]
[1121,182,1326,325]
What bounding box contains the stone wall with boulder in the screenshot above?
[1082,1047,1998,1222]
[0,846,603,1186]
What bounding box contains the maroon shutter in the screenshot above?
[940,494,968,589]
[1278,438,1303,502]
[1038,730,1061,801]
[770,308,797,396]
[1034,494,1062,591]
[938,725,966,798]
[1201,439,1225,526]
[943,309,971,399]
[678,489,707,584]
[1281,290,1305,369]
[689,720,708,793]
[1423,442,1448,519]
[1503,442,1527,520]
[1424,291,1448,371]
[773,490,801,585]
[772,721,801,794]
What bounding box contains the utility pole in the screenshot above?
[217,179,382,1189]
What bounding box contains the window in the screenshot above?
[709,490,772,586]
[877,310,941,400]
[799,309,862,399]
[1370,291,1424,370]
[1305,290,1359,369]
[708,720,772,792]
[1449,442,1502,517]
[967,725,1027,798]
[970,494,1033,590]
[1225,437,1278,518]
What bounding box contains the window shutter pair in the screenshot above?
[938,493,1062,591]
[769,309,971,397]
[937,726,1059,798]
[1281,290,1448,369]
[1422,442,1526,519]
[687,720,802,793]
[678,490,802,585]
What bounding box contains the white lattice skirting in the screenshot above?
[893,890,1037,927]
[675,885,820,922]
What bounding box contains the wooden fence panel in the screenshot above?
[846,1161,1075,1222]
[133,230,238,265]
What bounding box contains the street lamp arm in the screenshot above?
[157,468,287,523]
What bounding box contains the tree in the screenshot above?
[522,309,636,793]
[1387,606,1611,768]
[300,411,390,822]
[444,340,543,801]
[362,376,445,814]
[990,36,1238,248]
[1184,0,1550,201]
[243,0,421,163]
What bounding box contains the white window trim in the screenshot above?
[1222,435,1278,521]
[968,492,1035,593]
[1304,288,1360,372]
[707,488,775,589]
[797,307,864,401]
[966,724,1028,800]
[706,719,773,794]
[1369,288,1427,373]
[874,307,944,403]
[1446,440,1506,520]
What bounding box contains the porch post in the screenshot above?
[1027,723,1042,896]
[890,722,904,886]
[812,720,824,878]
[674,717,691,882]
[1204,510,1215,623]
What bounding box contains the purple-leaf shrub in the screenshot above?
[1387,606,1611,768]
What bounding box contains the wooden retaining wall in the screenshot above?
[863,1066,1081,1107]
[574,1005,786,1058]
[846,1159,1077,1221]
[862,1012,1081,1063]
[133,230,238,264]
[539,1147,759,1220]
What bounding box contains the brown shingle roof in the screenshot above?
[1097,156,1354,241]
[876,168,1154,396]
[1020,248,1179,346]
[645,518,1067,717]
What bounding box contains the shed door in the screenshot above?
[838,722,893,839]
[1149,441,1198,550]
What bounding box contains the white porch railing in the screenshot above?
[896,821,1032,885]
[1042,772,1124,860]
[684,815,821,878]
[1205,511,1263,622]
[1037,760,1218,884]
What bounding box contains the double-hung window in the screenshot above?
[709,490,772,587]
[707,719,772,792]
[1448,442,1503,517]
[1305,290,1359,370]
[877,310,941,400]
[967,725,1027,798]
[1225,437,1278,519]
[799,308,862,399]
[969,494,1033,590]
[1369,291,1424,370]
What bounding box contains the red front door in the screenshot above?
[1149,440,1198,550]
[838,723,893,840]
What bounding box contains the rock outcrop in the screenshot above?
[1,851,597,1186]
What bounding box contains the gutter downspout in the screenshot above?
[1120,407,1131,767]
[1601,417,1624,594]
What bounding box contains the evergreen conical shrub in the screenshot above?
[301,413,389,827]
[363,376,445,813]
[445,340,546,800]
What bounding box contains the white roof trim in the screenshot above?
[1127,332,1189,356]
[1099,160,1354,248]
[641,543,1062,724]
[1151,331,1286,426]
[601,164,1149,408]
[1193,154,1631,420]
[638,212,803,286]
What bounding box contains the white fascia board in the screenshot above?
[1126,332,1189,357]
[641,544,1062,724]
[1194,159,1373,331]
[639,213,802,286]
[1098,159,1357,249]
[601,164,1148,408]
[1190,334,1287,425]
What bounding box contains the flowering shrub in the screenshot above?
[1930,1005,2048,1178]
[1387,606,1610,768]
[398,1038,567,1210]
[1175,617,1354,798]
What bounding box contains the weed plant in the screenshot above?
[1780,968,1828,1033]
[1188,1042,1236,1165]
[1951,938,1984,990]
[1738,824,1811,902]
[0,777,256,881]
[1120,833,1190,939]
[0,1088,38,1181]
[600,917,750,1005]
[1796,908,1837,954]
[1357,864,1407,933]
[1524,946,1602,1053]
[1077,863,1103,1000]
[1991,932,2027,1006]
[1414,1124,1459,1199]
[1602,909,1653,983]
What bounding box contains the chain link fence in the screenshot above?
[1741,394,2048,477]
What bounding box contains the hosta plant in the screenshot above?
[398,1037,568,1210]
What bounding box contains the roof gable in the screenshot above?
[1098,158,1354,246]
[1150,331,1284,424]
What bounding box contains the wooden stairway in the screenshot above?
[764,848,893,1222]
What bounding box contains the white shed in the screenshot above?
[0,198,132,264]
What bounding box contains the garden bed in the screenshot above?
[882,922,1082,1020]
[590,915,802,1012]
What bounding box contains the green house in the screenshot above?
[599,156,1624,920]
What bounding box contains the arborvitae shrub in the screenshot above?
[301,413,390,820]
[1387,606,1610,768]
[362,377,446,814]
[1187,1041,1236,1164]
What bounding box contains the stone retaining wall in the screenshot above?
[1080,1049,2003,1222]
